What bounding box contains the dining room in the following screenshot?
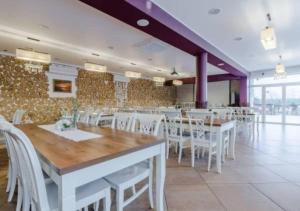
[1,0,300,211]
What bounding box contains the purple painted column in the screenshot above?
[239,77,248,106]
[195,52,208,108]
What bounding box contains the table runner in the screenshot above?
[39,124,102,142]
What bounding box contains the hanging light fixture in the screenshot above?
[274,55,286,79]
[261,14,277,50]
[16,48,51,64]
[153,77,165,86]
[172,80,183,86]
[84,63,107,72]
[125,71,141,78]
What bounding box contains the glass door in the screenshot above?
[285,85,300,124]
[252,87,263,122]
[265,86,283,123]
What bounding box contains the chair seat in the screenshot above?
[193,138,217,148]
[168,135,190,142]
[46,178,110,210]
[104,162,150,188]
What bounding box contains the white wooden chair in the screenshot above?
[0,120,111,211]
[187,112,217,171]
[89,112,103,126]
[77,110,91,124]
[105,113,164,211]
[12,109,26,125]
[163,110,190,163]
[111,112,134,131]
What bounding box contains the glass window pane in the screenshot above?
[251,87,263,122]
[286,86,300,124]
[265,87,283,123]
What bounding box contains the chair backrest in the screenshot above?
[89,112,103,126]
[111,112,134,131]
[0,118,50,211]
[212,108,229,120]
[162,110,183,138]
[77,110,91,124]
[131,113,164,136]
[191,108,210,113]
[12,109,26,124]
[187,111,214,142]
[0,120,50,211]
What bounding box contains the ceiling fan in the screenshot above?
[171,67,179,76]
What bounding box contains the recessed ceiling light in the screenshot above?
[39,24,49,30]
[148,58,153,61]
[234,37,243,41]
[130,62,137,66]
[108,46,114,50]
[157,69,162,72]
[208,8,221,15]
[92,53,100,57]
[218,63,225,66]
[137,19,150,27]
[27,37,40,42]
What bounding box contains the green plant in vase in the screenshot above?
[71,98,79,128]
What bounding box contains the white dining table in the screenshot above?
[17,123,166,211]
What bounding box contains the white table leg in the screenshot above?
[58,174,76,211]
[229,123,236,160]
[216,128,222,174]
[156,143,166,211]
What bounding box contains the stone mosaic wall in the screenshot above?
[0,56,176,123]
[127,79,176,107]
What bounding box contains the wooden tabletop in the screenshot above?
[16,123,164,175]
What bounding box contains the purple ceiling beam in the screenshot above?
[165,74,241,85]
[80,0,248,77]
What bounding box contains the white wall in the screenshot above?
[176,81,230,106]
[176,84,194,103]
[208,81,230,106]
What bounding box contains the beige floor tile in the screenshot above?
[166,167,204,185]
[199,167,248,184]
[233,166,287,183]
[166,184,225,211]
[253,183,300,211]
[209,184,283,211]
[264,164,300,182]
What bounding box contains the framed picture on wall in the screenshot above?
[53,79,72,93]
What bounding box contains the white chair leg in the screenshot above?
[222,140,225,163]
[191,144,195,167]
[196,148,200,159]
[16,181,23,211]
[175,142,178,154]
[104,193,111,211]
[94,201,100,211]
[207,149,212,172]
[8,170,17,202]
[6,162,11,193]
[166,140,169,159]
[116,188,124,211]
[148,175,154,209]
[22,189,31,211]
[178,142,183,164]
[201,147,205,158]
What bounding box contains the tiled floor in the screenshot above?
[1,124,300,210]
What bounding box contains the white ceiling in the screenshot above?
[0,0,226,79]
[152,0,300,72]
